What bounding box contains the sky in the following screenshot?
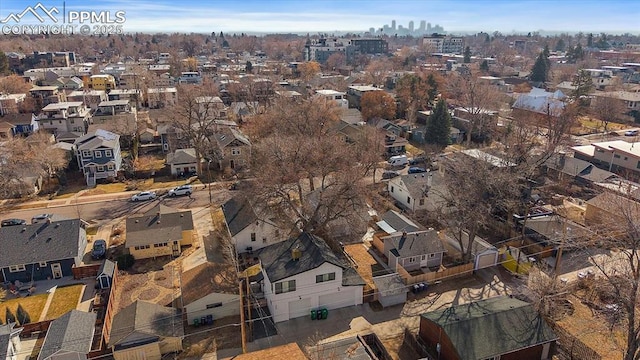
[0,0,639,35]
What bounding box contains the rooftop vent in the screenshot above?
[291,247,302,261]
[135,220,139,223]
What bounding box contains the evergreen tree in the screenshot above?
[0,51,8,75]
[425,99,451,147]
[463,46,471,63]
[555,39,566,52]
[426,74,439,108]
[5,308,16,324]
[245,61,253,73]
[479,60,489,73]
[16,304,30,325]
[571,69,594,108]
[530,50,549,83]
[587,33,594,47]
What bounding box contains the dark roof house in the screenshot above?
[108,300,183,349]
[125,204,194,248]
[38,310,97,360]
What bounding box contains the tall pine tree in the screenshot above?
[425,99,451,147]
[463,46,471,63]
[530,50,550,83]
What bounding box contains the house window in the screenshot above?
[430,253,435,258]
[39,261,47,267]
[206,302,223,309]
[419,198,425,206]
[107,164,114,171]
[134,245,151,250]
[637,160,640,169]
[614,154,621,159]
[407,197,411,204]
[316,272,336,283]
[263,237,267,243]
[95,151,102,158]
[153,243,167,247]
[251,233,256,242]
[624,157,628,161]
[390,186,394,193]
[105,150,112,157]
[421,255,426,261]
[9,265,25,272]
[82,150,91,157]
[70,119,74,124]
[274,280,296,294]
[231,148,241,156]
[97,166,104,172]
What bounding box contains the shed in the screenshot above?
[372,273,407,308]
[96,259,116,289]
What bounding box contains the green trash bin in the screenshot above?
[193,318,200,327]
[321,308,328,320]
[311,309,317,320]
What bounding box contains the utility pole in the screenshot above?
[239,279,247,353]
[246,275,252,341]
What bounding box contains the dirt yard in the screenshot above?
[181,315,242,357]
[114,258,180,311]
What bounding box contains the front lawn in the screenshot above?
[44,284,84,320]
[0,294,48,324]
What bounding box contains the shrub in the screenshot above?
[117,254,135,270]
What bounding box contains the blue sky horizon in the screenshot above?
[0,0,639,35]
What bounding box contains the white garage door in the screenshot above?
[318,291,354,310]
[475,252,498,270]
[288,298,310,320]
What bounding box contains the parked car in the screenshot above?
[31,214,52,224]
[409,156,427,165]
[388,155,409,167]
[168,185,193,197]
[92,239,107,260]
[624,129,639,136]
[408,167,427,174]
[382,170,400,179]
[131,191,157,202]
[1,218,26,227]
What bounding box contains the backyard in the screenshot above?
[0,294,48,324]
[44,285,84,320]
[0,284,85,325]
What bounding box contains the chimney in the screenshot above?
[291,247,302,261]
[559,151,566,167]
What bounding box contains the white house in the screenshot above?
[36,102,89,134]
[166,148,198,176]
[0,323,22,360]
[315,90,348,108]
[221,196,283,254]
[147,87,178,109]
[257,232,364,323]
[181,262,239,325]
[387,173,433,212]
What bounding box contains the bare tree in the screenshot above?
[592,94,627,132]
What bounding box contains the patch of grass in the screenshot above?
[0,294,48,324]
[82,182,129,196]
[86,226,99,236]
[44,284,84,320]
[405,143,422,156]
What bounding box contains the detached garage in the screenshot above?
[318,289,356,310]
[472,237,499,271]
[289,298,311,319]
[373,274,407,308]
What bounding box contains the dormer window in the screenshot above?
[105,150,112,157]
[82,150,91,157]
[95,151,102,158]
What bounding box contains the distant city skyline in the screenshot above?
[372,19,445,36]
[0,0,638,35]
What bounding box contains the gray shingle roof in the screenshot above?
[257,233,348,283]
[167,148,197,165]
[215,127,251,148]
[0,219,83,268]
[397,174,430,200]
[108,300,183,348]
[0,324,22,359]
[421,296,557,360]
[221,196,258,236]
[544,154,616,183]
[342,267,366,286]
[380,210,422,233]
[384,230,445,258]
[98,259,116,278]
[38,310,96,360]
[74,130,119,151]
[126,205,193,247]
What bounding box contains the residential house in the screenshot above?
[512,88,566,121]
[585,191,640,226]
[90,100,137,138]
[543,152,617,184]
[50,76,84,91]
[419,296,557,360]
[372,273,408,308]
[107,89,142,105]
[444,229,499,271]
[195,96,227,119]
[347,85,382,109]
[452,107,498,142]
[0,122,15,139]
[0,94,26,116]
[214,127,251,170]
[315,90,349,108]
[221,195,283,254]
[37,310,97,360]
[257,232,364,323]
[67,90,108,110]
[74,129,122,186]
[382,132,407,157]
[29,86,65,107]
[307,334,391,360]
[0,323,22,360]
[166,148,199,176]
[573,140,640,179]
[1,113,38,136]
[380,229,446,271]
[178,72,203,85]
[422,35,464,54]
[387,173,433,212]
[412,125,463,144]
[138,128,157,144]
[36,102,89,134]
[108,301,183,360]
[478,75,514,93]
[0,219,87,283]
[125,204,194,260]
[97,259,117,289]
[592,90,640,112]
[181,261,239,325]
[147,87,178,109]
[87,74,116,91]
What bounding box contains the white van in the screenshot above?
[388,155,409,167]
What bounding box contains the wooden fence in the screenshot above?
[72,263,101,279]
[20,319,53,337]
[396,263,474,285]
[550,323,601,360]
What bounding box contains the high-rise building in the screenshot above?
[419,20,426,32]
[391,20,396,30]
[408,21,414,32]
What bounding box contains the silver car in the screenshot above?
[131,191,157,202]
[168,185,193,197]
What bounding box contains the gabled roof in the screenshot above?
[98,259,116,278]
[0,219,83,268]
[379,210,422,233]
[215,127,251,148]
[512,87,566,115]
[126,204,193,247]
[38,310,96,360]
[181,261,239,305]
[384,229,445,258]
[395,173,432,199]
[108,300,183,348]
[257,232,348,283]
[74,130,119,151]
[221,196,259,236]
[1,113,34,125]
[421,296,557,360]
[544,154,616,183]
[0,323,23,359]
[166,148,197,165]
